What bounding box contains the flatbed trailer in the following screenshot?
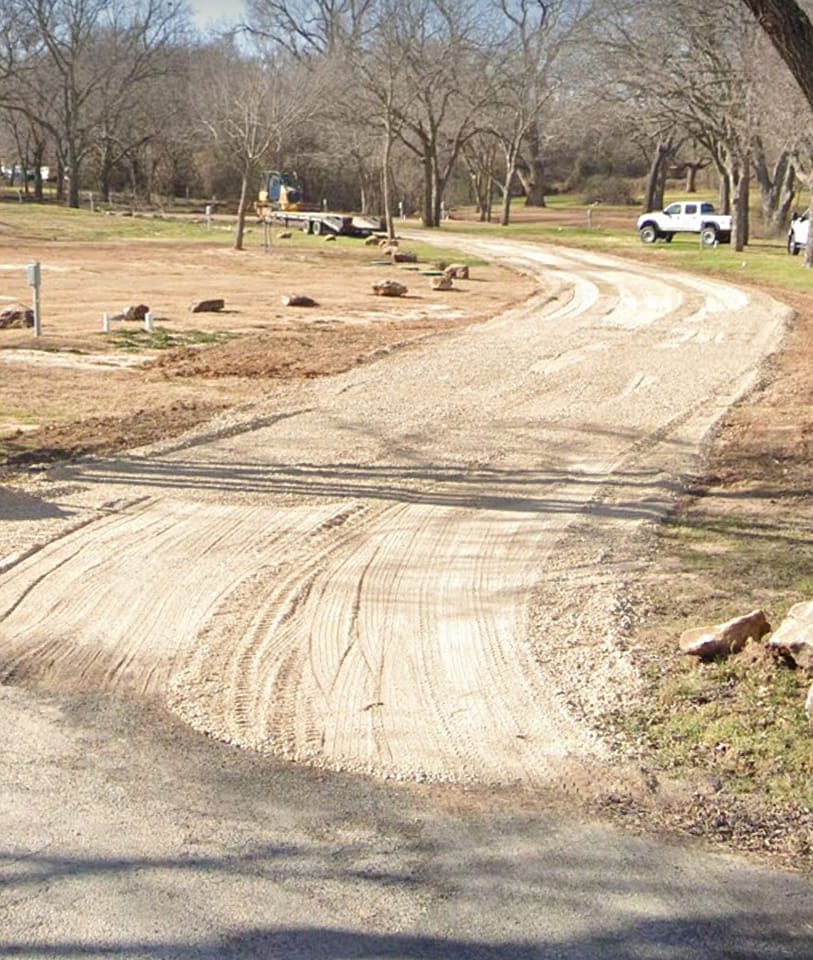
[265,209,383,238]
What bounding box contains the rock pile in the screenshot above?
[680,601,813,723]
[191,299,225,313]
[445,263,470,279]
[0,306,34,329]
[281,294,318,307]
[372,280,407,297]
[680,610,771,659]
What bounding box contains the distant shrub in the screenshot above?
[580,175,635,206]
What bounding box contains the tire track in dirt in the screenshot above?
[0,237,791,786]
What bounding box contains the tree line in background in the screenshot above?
[0,0,812,252]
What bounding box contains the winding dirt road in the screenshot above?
[0,237,791,787]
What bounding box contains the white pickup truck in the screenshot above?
[636,201,732,246]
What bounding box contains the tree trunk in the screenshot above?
[684,161,708,193]
[421,156,434,227]
[55,156,65,203]
[731,156,751,251]
[500,168,514,227]
[234,166,251,251]
[382,125,395,240]
[67,139,80,208]
[522,122,546,207]
[643,138,673,212]
[718,174,731,215]
[754,145,796,235]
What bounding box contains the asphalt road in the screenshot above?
[2,685,812,959]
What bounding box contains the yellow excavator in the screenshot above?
[256,170,307,217]
[256,169,383,237]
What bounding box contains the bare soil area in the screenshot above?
[0,236,532,467]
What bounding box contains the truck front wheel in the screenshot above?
[639,224,658,244]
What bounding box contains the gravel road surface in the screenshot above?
[2,236,811,956]
[0,236,790,783]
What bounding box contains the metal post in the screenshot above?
[102,312,110,333]
[26,261,41,337]
[205,204,213,230]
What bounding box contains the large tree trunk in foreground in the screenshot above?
[740,0,813,109]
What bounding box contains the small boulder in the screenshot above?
[379,237,398,249]
[431,275,453,291]
[372,280,407,297]
[324,234,336,242]
[123,303,149,322]
[767,600,813,673]
[392,250,417,263]
[445,263,470,279]
[680,609,771,659]
[0,306,34,329]
[364,234,380,246]
[191,299,225,313]
[281,294,317,307]
[277,231,292,239]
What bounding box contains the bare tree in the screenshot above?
[194,40,324,250]
[245,0,379,56]
[5,0,188,207]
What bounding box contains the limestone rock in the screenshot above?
[431,275,453,291]
[767,600,813,673]
[680,609,771,659]
[123,303,149,322]
[0,306,34,329]
[392,250,417,263]
[372,280,407,298]
[445,263,470,279]
[364,234,380,246]
[324,234,336,242]
[277,231,292,239]
[281,294,318,307]
[191,299,225,313]
[379,237,398,249]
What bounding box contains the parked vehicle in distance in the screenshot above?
[636,201,732,246]
[787,210,809,255]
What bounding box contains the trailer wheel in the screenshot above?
[301,219,310,234]
[313,219,323,236]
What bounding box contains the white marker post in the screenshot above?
[26,261,41,337]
